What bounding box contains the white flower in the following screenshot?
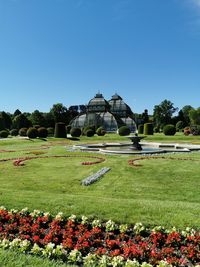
[68,214,76,222]
[111,255,124,267]
[156,260,173,267]
[98,255,111,266]
[92,219,101,228]
[0,238,10,249]
[31,243,42,255]
[133,222,145,234]
[83,253,98,266]
[125,259,140,266]
[55,212,64,221]
[68,249,82,263]
[119,224,128,233]
[81,215,88,225]
[105,220,116,232]
[141,262,153,267]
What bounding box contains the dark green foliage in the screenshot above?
[0,112,12,129]
[176,121,184,132]
[70,127,81,137]
[163,124,176,136]
[82,125,96,136]
[86,129,95,137]
[47,127,54,136]
[10,129,18,136]
[19,128,28,136]
[143,123,154,135]
[12,114,32,130]
[27,127,38,139]
[33,125,40,129]
[30,110,46,127]
[138,124,144,134]
[0,130,9,138]
[0,117,5,131]
[96,127,106,136]
[66,125,72,134]
[54,122,67,138]
[118,126,131,136]
[37,127,48,138]
[50,103,70,124]
[153,126,160,133]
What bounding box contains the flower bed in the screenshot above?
[0,207,199,266]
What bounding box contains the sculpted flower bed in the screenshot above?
[0,208,199,266]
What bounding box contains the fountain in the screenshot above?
[126,135,146,150]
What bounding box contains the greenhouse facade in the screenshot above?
[70,93,137,133]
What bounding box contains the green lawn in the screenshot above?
[0,134,200,266]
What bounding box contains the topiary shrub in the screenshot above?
[118,126,131,136]
[54,122,67,138]
[163,124,176,136]
[184,127,191,136]
[176,121,184,132]
[27,127,38,139]
[153,126,160,133]
[70,127,81,137]
[19,128,28,137]
[33,125,40,129]
[66,125,72,134]
[96,127,106,136]
[86,129,95,137]
[37,127,48,138]
[10,129,18,136]
[0,130,9,138]
[82,125,96,136]
[47,127,54,136]
[143,123,154,135]
[138,124,144,134]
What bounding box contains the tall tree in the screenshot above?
[189,108,200,125]
[12,114,32,130]
[29,110,46,127]
[0,111,12,129]
[50,103,69,124]
[181,105,194,126]
[153,99,178,128]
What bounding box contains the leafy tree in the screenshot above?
[13,109,22,117]
[0,117,5,131]
[153,99,178,128]
[50,103,70,124]
[0,111,12,129]
[29,110,46,127]
[43,112,55,128]
[141,109,149,124]
[12,114,32,130]
[180,105,194,126]
[189,107,200,125]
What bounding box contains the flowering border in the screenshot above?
[0,207,199,266]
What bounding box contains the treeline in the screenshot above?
[0,103,79,132]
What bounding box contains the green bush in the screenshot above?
[47,127,54,136]
[176,121,184,132]
[82,125,96,136]
[0,130,9,138]
[37,127,48,138]
[118,126,131,136]
[86,129,95,137]
[143,123,154,135]
[66,125,72,134]
[184,127,191,136]
[153,126,160,133]
[10,129,18,136]
[54,122,67,138]
[70,127,81,137]
[33,125,40,129]
[19,128,28,137]
[96,127,106,136]
[138,124,144,134]
[27,127,38,139]
[163,124,176,136]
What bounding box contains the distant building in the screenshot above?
[70,92,137,132]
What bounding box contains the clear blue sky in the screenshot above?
[0,0,200,114]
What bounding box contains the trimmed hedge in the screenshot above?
[27,127,38,139]
[0,130,9,138]
[118,126,130,136]
[10,129,18,136]
[70,127,81,137]
[86,129,95,137]
[38,127,48,138]
[19,128,28,137]
[163,124,176,136]
[96,127,106,136]
[138,124,144,134]
[143,123,153,135]
[54,122,67,138]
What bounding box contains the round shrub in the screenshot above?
[184,127,191,136]
[82,125,96,136]
[143,123,154,135]
[54,122,67,138]
[118,126,131,136]
[86,129,95,137]
[10,129,18,136]
[0,130,9,138]
[27,127,38,139]
[96,127,106,136]
[19,128,28,137]
[138,124,144,134]
[33,125,40,129]
[70,127,81,137]
[66,125,72,134]
[37,127,48,138]
[153,126,160,133]
[47,127,54,136]
[163,124,176,136]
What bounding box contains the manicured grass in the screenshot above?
[0,249,72,267]
[0,135,199,229]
